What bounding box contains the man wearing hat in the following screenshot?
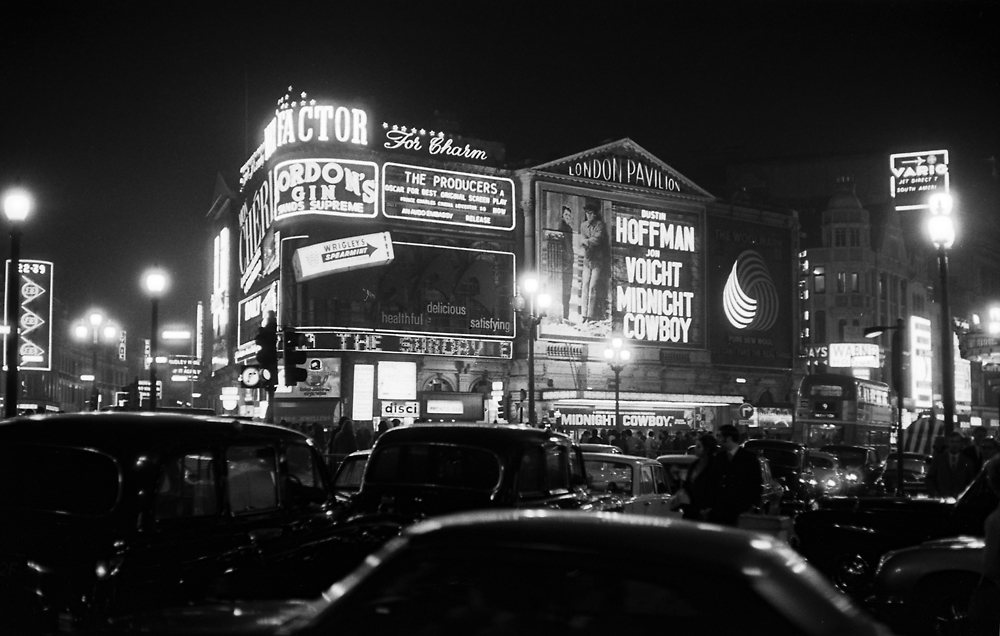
[580,198,611,322]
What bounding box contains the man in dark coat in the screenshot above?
[927,431,977,498]
[705,424,763,526]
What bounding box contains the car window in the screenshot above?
[0,444,119,515]
[335,456,368,488]
[750,447,799,468]
[807,456,833,469]
[760,459,772,483]
[517,446,547,497]
[651,464,670,494]
[639,465,654,495]
[584,459,634,494]
[546,445,569,494]
[286,442,321,488]
[156,452,218,520]
[227,446,278,513]
[366,444,502,492]
[328,545,806,634]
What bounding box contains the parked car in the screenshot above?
[318,424,611,578]
[579,443,622,454]
[869,535,985,636]
[794,466,999,600]
[820,444,886,496]
[0,412,344,634]
[806,450,848,496]
[655,454,784,515]
[104,510,894,636]
[330,450,371,503]
[656,454,697,494]
[744,439,818,504]
[880,452,932,496]
[582,452,677,517]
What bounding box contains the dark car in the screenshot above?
[743,439,817,506]
[0,412,343,633]
[317,424,609,576]
[330,449,371,503]
[880,452,932,496]
[869,535,985,636]
[820,444,886,496]
[105,510,893,636]
[793,466,999,600]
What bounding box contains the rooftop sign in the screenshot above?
[890,149,949,210]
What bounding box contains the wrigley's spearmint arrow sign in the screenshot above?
[292,232,394,282]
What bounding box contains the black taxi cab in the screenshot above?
[0,412,342,633]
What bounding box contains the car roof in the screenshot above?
[401,509,789,569]
[375,423,570,447]
[820,444,875,451]
[657,454,698,465]
[0,412,310,455]
[744,439,805,450]
[582,452,660,466]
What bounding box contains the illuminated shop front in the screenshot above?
[512,140,799,431]
[209,90,515,426]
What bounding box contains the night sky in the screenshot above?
[2,1,997,347]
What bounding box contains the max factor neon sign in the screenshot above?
[240,91,370,189]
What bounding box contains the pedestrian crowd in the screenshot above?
[277,417,405,456]
[579,427,707,458]
[926,427,999,498]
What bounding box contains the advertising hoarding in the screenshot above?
[284,238,515,340]
[3,259,53,371]
[292,231,394,282]
[536,187,705,346]
[273,158,379,220]
[706,217,794,368]
[277,357,342,399]
[236,280,278,361]
[828,342,880,368]
[910,316,933,409]
[382,163,514,230]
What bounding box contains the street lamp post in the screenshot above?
[144,269,168,412]
[928,193,956,435]
[865,318,905,496]
[512,275,550,427]
[3,188,31,418]
[74,312,118,411]
[604,337,631,429]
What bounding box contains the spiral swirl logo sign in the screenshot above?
[722,250,778,331]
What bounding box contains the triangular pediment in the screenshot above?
[527,138,714,199]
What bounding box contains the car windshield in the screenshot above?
[751,448,799,468]
[0,444,120,515]
[365,443,502,491]
[584,459,634,494]
[335,456,368,489]
[807,455,834,469]
[886,456,928,474]
[823,448,867,468]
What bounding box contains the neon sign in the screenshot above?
[273,158,378,219]
[890,150,950,210]
[382,163,514,230]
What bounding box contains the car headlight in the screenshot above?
[826,479,837,489]
[845,473,859,482]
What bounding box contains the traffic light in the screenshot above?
[254,311,279,388]
[498,392,512,422]
[283,327,308,386]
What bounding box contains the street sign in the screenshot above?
[739,403,755,419]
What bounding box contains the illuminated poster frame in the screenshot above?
[382,163,515,230]
[889,149,950,211]
[3,259,54,371]
[284,238,516,341]
[535,184,705,346]
[236,280,279,362]
[272,158,379,221]
[705,216,794,369]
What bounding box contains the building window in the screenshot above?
[838,319,847,341]
[879,273,887,300]
[849,228,860,247]
[815,311,826,342]
[834,229,846,247]
[814,267,826,294]
[851,272,859,292]
[836,272,847,293]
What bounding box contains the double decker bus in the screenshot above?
[793,373,893,453]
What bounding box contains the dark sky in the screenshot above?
[2,1,998,345]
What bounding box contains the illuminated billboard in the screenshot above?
[283,238,515,340]
[292,232,394,282]
[910,315,933,408]
[706,216,794,368]
[536,187,704,346]
[382,163,515,230]
[890,150,950,211]
[3,259,53,371]
[273,158,378,220]
[236,280,278,362]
